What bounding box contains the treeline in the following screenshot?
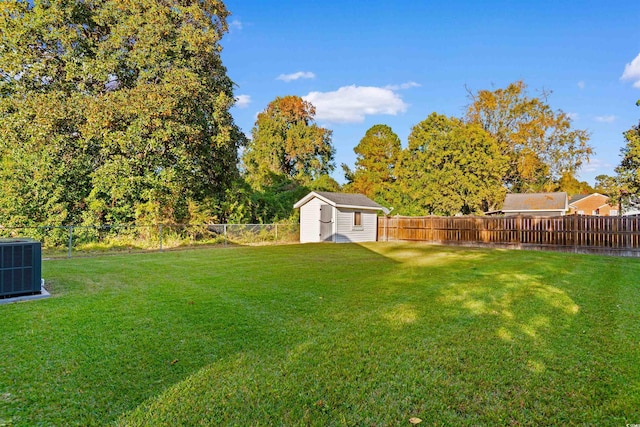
[246,82,595,218]
[239,88,640,219]
[343,81,597,216]
[0,1,338,227]
[0,1,637,226]
[0,0,245,227]
[207,88,639,219]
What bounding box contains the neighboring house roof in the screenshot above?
[568,192,610,207]
[502,192,568,213]
[294,191,390,214]
[568,194,592,204]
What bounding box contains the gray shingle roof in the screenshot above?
[502,192,568,211]
[314,192,384,209]
[568,194,591,204]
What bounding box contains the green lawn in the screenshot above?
[0,243,638,426]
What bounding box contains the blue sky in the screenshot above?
[221,0,640,186]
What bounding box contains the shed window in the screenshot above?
[353,212,362,227]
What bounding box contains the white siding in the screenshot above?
[334,208,378,243]
[299,197,323,242]
[298,195,380,243]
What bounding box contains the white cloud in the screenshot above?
[234,94,251,108]
[303,85,408,123]
[577,81,585,89]
[229,19,243,31]
[276,71,316,82]
[567,112,579,120]
[621,53,640,88]
[581,157,611,173]
[385,81,421,90]
[594,115,616,123]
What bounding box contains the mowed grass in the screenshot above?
[0,243,639,426]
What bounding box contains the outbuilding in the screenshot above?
[294,191,389,243]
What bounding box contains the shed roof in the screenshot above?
[294,191,389,214]
[502,192,568,212]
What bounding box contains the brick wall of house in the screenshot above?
[569,194,619,216]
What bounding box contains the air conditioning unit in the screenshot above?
[0,239,42,298]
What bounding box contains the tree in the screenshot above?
[237,96,336,223]
[615,104,640,212]
[556,172,594,196]
[0,2,97,226]
[594,174,621,199]
[243,96,334,187]
[466,81,592,193]
[0,0,244,226]
[394,113,508,215]
[342,124,401,204]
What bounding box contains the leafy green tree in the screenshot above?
[0,2,96,226]
[243,96,334,187]
[220,173,340,224]
[615,106,640,212]
[466,81,592,193]
[247,175,309,224]
[237,96,336,223]
[394,113,508,215]
[0,0,243,226]
[342,124,401,204]
[556,172,594,196]
[594,174,620,198]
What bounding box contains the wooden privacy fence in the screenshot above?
[377,215,640,256]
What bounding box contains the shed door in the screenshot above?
[319,204,333,242]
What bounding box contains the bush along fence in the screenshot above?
[378,215,640,257]
[0,223,300,258]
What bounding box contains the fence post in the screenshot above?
[159,224,163,252]
[275,224,278,242]
[223,224,227,246]
[67,225,73,259]
[429,216,434,243]
[384,216,388,242]
[573,214,578,253]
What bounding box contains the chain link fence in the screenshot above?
[0,223,300,258]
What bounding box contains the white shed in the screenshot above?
[294,191,389,243]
